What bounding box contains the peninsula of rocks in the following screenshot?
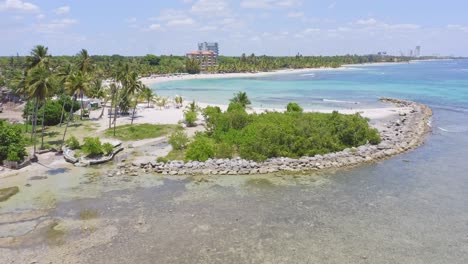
[119,98,432,176]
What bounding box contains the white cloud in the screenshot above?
[36,13,44,19]
[54,5,70,15]
[0,0,39,13]
[151,9,196,27]
[355,18,378,26]
[198,25,218,31]
[36,18,78,33]
[287,11,303,18]
[241,0,301,9]
[147,24,162,31]
[447,24,468,33]
[191,0,230,16]
[125,17,137,23]
[354,18,420,31]
[167,17,195,26]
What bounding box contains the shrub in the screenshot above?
[23,100,63,126]
[0,121,26,164]
[6,150,21,162]
[102,142,114,155]
[81,137,103,156]
[184,111,197,127]
[186,134,215,162]
[169,131,189,150]
[215,143,234,159]
[66,136,80,150]
[286,102,303,113]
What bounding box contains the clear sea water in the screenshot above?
[152,60,468,114]
[7,60,467,263]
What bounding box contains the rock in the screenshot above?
[28,176,48,181]
[169,171,178,175]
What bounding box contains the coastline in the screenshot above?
[140,59,443,86]
[140,67,349,85]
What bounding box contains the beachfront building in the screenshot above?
[186,50,217,71]
[198,42,219,58]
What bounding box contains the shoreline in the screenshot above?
[140,59,444,86]
[140,67,344,85]
[127,98,432,176]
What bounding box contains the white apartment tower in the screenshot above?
[198,42,219,57]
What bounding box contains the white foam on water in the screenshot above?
[323,99,360,104]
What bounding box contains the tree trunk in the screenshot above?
[131,99,137,125]
[59,98,66,126]
[60,95,76,151]
[99,98,108,119]
[40,99,47,150]
[113,100,119,136]
[32,98,39,156]
[80,92,84,120]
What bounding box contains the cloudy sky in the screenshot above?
[1,0,467,56]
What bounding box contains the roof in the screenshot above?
[187,50,216,55]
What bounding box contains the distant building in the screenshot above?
[377,51,388,57]
[415,46,421,57]
[186,50,217,71]
[198,42,219,57]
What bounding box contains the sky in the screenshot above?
[1,0,468,56]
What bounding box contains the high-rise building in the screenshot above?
[198,42,219,57]
[415,46,421,57]
[186,50,217,71]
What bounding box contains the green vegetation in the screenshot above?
[65,137,80,152]
[104,123,181,141]
[183,95,381,162]
[169,130,189,150]
[230,91,251,108]
[82,137,104,156]
[0,120,27,163]
[102,142,114,155]
[186,134,215,162]
[286,102,303,113]
[184,100,199,127]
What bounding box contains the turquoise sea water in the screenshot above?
[152,60,468,113]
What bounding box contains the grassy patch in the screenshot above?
[165,149,186,161]
[20,119,98,149]
[104,123,182,141]
[0,186,19,202]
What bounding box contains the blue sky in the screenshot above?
[1,0,468,56]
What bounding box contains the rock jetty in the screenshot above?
[123,98,432,176]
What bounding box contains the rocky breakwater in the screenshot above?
[129,98,432,176]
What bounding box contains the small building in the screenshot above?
[186,50,218,71]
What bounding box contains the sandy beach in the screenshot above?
[140,67,348,86]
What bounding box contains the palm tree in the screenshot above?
[27,45,49,70]
[66,71,92,120]
[230,91,251,108]
[77,49,92,73]
[57,63,74,126]
[26,66,54,154]
[174,95,183,108]
[140,86,155,108]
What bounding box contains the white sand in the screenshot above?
[94,66,411,132]
[140,67,350,86]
